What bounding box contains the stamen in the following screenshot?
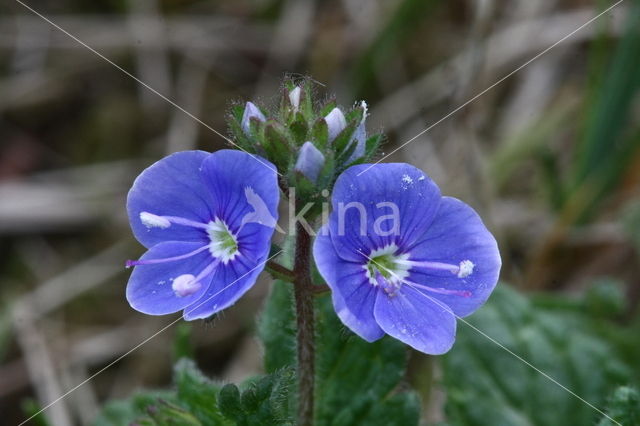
[375,259,472,298]
[402,279,472,298]
[125,245,209,268]
[139,211,209,230]
[397,259,475,278]
[457,260,475,278]
[140,212,170,229]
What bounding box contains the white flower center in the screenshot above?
[207,218,239,263]
[363,244,410,287]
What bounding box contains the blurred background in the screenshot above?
[1,0,639,424]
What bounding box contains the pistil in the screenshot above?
[125,245,209,268]
[172,258,221,297]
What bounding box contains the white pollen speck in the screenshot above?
[172,274,201,297]
[418,176,425,181]
[401,174,414,189]
[457,260,475,278]
[140,212,171,229]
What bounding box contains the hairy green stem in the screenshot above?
[293,221,315,426]
[266,260,295,282]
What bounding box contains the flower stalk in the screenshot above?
[293,218,315,426]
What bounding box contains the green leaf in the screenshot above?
[314,294,419,425]
[219,370,296,425]
[256,278,419,426]
[93,391,177,426]
[597,386,640,426]
[257,281,296,373]
[218,384,243,421]
[442,285,631,426]
[356,392,420,426]
[94,361,232,426]
[174,358,229,425]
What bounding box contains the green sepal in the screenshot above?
[316,150,336,191]
[300,82,315,122]
[364,133,384,160]
[319,98,337,117]
[263,121,293,170]
[289,113,309,146]
[345,106,365,123]
[227,105,256,152]
[332,120,358,155]
[311,118,330,151]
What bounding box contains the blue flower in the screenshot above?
[125,149,279,320]
[313,163,501,354]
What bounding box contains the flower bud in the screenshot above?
[346,101,368,163]
[324,107,347,143]
[294,141,325,182]
[241,102,266,135]
[289,86,301,111]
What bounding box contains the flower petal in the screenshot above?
[183,253,266,320]
[127,151,213,248]
[345,120,366,164]
[374,285,456,355]
[200,150,279,235]
[313,226,384,341]
[407,196,501,317]
[126,242,214,315]
[328,163,441,262]
[241,102,266,134]
[294,141,325,183]
[325,107,347,142]
[289,86,301,111]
